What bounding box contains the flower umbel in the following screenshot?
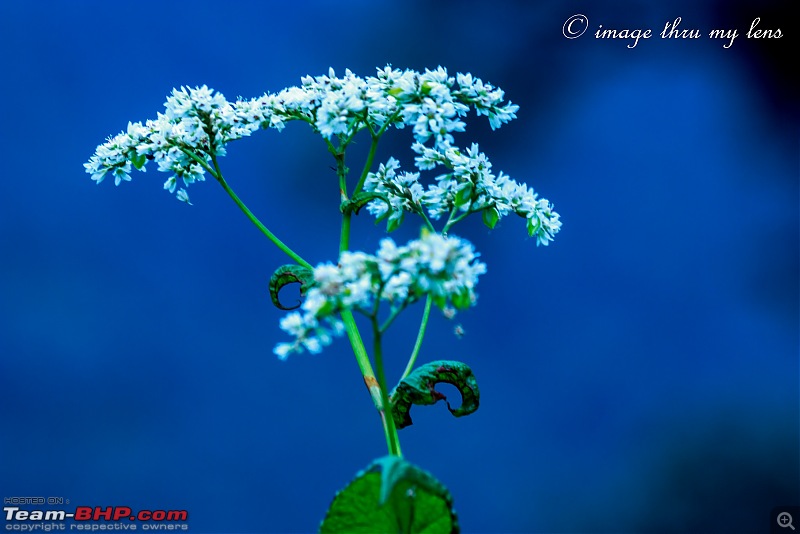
[274,232,486,358]
[365,142,562,244]
[84,67,534,212]
[85,65,560,359]
[84,85,263,199]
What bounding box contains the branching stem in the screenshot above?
[180,147,312,270]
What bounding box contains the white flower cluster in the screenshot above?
[274,232,486,359]
[362,159,424,231]
[364,142,562,246]
[84,86,270,203]
[270,66,519,146]
[85,66,522,204]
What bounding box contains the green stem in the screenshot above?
[327,140,354,254]
[372,322,402,457]
[179,147,312,270]
[353,133,380,196]
[442,206,473,236]
[418,207,437,233]
[400,295,432,381]
[379,305,405,334]
[334,133,401,457]
[340,213,352,254]
[216,163,312,270]
[341,310,383,411]
[325,139,349,205]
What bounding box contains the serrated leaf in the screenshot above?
[340,191,391,216]
[482,207,499,229]
[320,456,458,534]
[390,360,480,429]
[268,264,314,310]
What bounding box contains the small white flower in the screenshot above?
[111,164,132,186]
[273,342,294,360]
[176,189,192,205]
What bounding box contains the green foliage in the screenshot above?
[268,264,314,310]
[386,212,405,233]
[130,152,147,170]
[320,456,459,534]
[450,289,471,311]
[482,206,499,229]
[526,215,539,238]
[453,183,473,208]
[390,360,480,430]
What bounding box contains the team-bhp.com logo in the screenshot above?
[4,501,189,531]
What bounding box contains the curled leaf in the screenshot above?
[320,455,459,534]
[390,360,480,429]
[268,264,314,310]
[340,191,391,216]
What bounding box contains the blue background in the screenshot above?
[1,1,797,533]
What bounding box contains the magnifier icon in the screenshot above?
[778,512,796,530]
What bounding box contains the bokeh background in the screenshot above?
[1,1,797,533]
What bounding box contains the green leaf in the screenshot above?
[340,191,391,216]
[390,360,480,430]
[320,456,459,534]
[451,289,471,310]
[482,207,499,229]
[131,152,147,171]
[453,183,473,208]
[268,264,314,310]
[431,293,447,310]
[454,182,473,208]
[526,216,540,238]
[386,212,404,233]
